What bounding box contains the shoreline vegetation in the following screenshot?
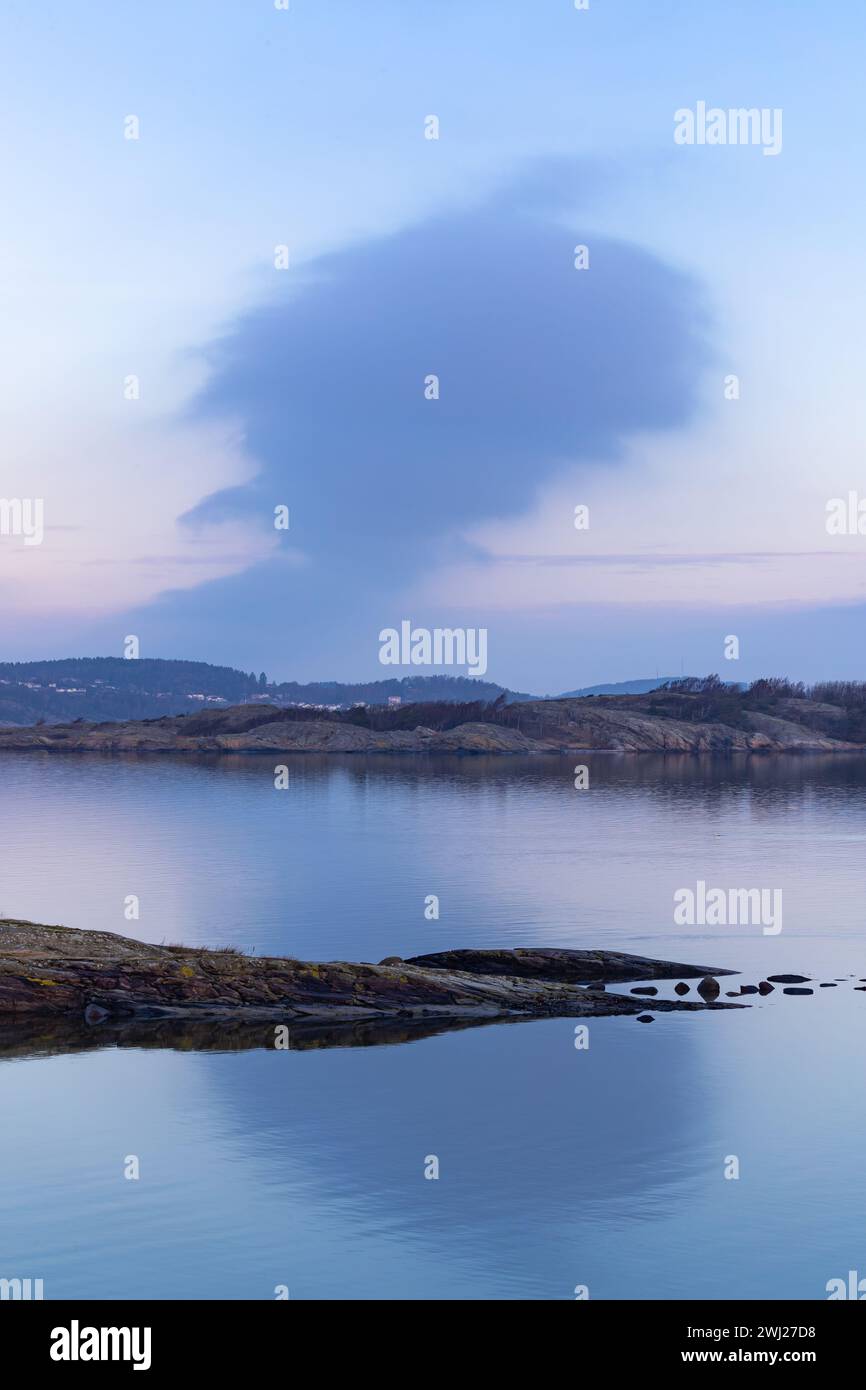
[1,678,866,753]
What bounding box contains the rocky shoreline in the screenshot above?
[0,693,860,755]
[0,922,740,1033]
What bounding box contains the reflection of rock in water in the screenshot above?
[0,1012,506,1062]
[0,989,747,1062]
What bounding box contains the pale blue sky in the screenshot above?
[1,0,864,689]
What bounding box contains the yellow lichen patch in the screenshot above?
[179,965,195,978]
[24,976,60,986]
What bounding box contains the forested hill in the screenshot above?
[0,659,535,725]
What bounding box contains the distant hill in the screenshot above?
[0,659,536,726]
[269,674,537,707]
[558,677,680,698]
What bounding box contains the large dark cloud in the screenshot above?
[128,165,712,675]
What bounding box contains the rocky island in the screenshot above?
[0,922,739,1037]
[0,677,863,754]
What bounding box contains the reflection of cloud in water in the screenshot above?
[188,1013,709,1295]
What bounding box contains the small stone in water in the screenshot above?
[697,976,720,999]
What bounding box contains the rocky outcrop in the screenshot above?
[0,920,741,1028]
[0,695,857,754]
[503,701,854,753]
[0,715,537,755]
[404,946,736,983]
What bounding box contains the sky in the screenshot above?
[1,0,864,692]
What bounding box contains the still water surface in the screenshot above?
[0,752,863,1299]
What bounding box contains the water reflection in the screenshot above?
[0,753,864,1298]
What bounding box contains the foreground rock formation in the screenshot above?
[0,922,738,1032]
[0,692,858,754]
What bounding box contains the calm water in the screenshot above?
[0,752,864,1300]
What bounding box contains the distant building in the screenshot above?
[387,696,402,706]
